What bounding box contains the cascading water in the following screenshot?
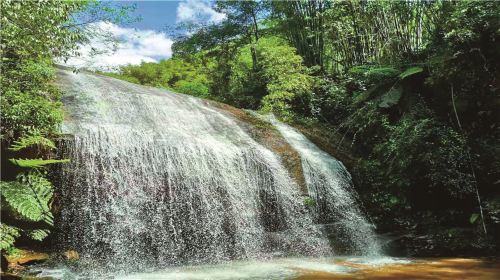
[267,117,381,255]
[55,68,379,276]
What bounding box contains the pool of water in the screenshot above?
[35,257,500,280]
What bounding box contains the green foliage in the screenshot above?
[227,44,264,107]
[100,72,141,84]
[270,0,327,68]
[0,0,86,62]
[106,58,211,97]
[1,172,54,225]
[470,213,479,224]
[28,229,50,241]
[349,66,400,85]
[304,197,316,207]
[378,86,403,108]
[174,80,209,98]
[319,1,442,71]
[9,159,70,169]
[256,37,313,120]
[111,36,313,120]
[399,67,423,80]
[0,60,64,139]
[8,130,56,152]
[0,224,20,250]
[226,37,313,119]
[376,115,473,197]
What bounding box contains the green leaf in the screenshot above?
[379,86,403,108]
[354,85,379,104]
[9,158,70,168]
[28,229,50,241]
[0,224,20,250]
[1,173,54,225]
[399,67,423,79]
[8,132,56,151]
[469,213,479,224]
[390,196,399,204]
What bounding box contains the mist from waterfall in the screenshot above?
[55,69,379,276]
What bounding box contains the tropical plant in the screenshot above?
[1,134,69,251]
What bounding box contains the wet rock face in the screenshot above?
[291,122,358,170]
[205,100,308,195]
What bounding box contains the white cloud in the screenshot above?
[176,0,226,24]
[63,22,173,71]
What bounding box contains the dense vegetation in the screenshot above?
[108,0,500,255]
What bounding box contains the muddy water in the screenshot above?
[294,258,500,280]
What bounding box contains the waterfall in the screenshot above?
[55,69,379,275]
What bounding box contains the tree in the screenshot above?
[270,0,328,69]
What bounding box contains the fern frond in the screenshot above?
[8,133,56,151]
[0,224,20,250]
[9,158,70,168]
[1,173,54,225]
[399,67,423,80]
[28,229,51,241]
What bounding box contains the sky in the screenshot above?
[64,0,226,70]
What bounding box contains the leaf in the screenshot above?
[354,85,379,104]
[390,196,399,204]
[0,224,20,250]
[28,229,50,241]
[469,213,479,224]
[399,67,423,79]
[8,133,56,151]
[379,86,403,108]
[9,158,70,168]
[1,173,54,225]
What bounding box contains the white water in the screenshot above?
[268,117,381,254]
[54,69,379,277]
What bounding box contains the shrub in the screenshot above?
[174,80,209,98]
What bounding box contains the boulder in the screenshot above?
[63,250,79,261]
[5,249,49,268]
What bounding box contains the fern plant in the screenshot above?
[8,130,56,152]
[28,229,51,241]
[0,224,20,250]
[0,133,68,251]
[1,172,54,225]
[9,158,70,168]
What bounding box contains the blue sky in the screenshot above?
[125,1,179,31]
[65,0,225,70]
